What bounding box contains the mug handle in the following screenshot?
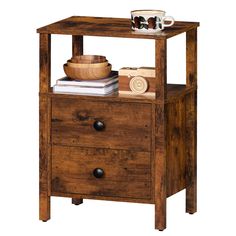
[162,16,175,28]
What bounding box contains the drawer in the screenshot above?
[51,98,151,151]
[51,145,151,199]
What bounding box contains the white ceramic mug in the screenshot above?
[131,10,175,33]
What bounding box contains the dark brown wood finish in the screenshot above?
[185,91,197,214]
[39,95,51,221]
[186,29,197,87]
[185,28,197,214]
[39,33,51,221]
[155,104,167,231]
[52,145,151,199]
[52,191,153,204]
[155,39,167,100]
[51,99,151,151]
[37,16,199,39]
[48,84,196,104]
[72,35,83,57]
[71,34,83,205]
[154,39,167,231]
[166,98,186,196]
[72,198,83,205]
[38,16,199,230]
[39,34,51,93]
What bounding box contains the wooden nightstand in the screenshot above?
[37,16,199,230]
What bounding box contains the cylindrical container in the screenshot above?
[131,10,175,33]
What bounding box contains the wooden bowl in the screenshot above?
[71,55,107,64]
[67,60,108,68]
[63,63,112,80]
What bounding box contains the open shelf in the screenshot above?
[47,84,195,103]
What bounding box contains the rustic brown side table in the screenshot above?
[37,16,199,230]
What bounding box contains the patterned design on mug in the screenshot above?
[131,16,161,30]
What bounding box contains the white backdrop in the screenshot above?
[0,0,236,235]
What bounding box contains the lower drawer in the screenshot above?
[51,145,151,199]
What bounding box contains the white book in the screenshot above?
[56,71,118,87]
[53,82,118,95]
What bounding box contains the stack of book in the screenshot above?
[53,72,118,96]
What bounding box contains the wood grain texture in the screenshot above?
[49,84,196,104]
[39,95,51,221]
[186,28,197,214]
[52,175,151,199]
[39,34,51,93]
[185,91,197,214]
[154,39,167,231]
[51,145,151,199]
[52,145,151,181]
[151,104,156,206]
[51,99,151,151]
[39,33,51,222]
[71,34,83,207]
[119,75,156,92]
[72,35,83,56]
[166,97,186,196]
[155,39,167,100]
[63,63,111,80]
[37,16,199,39]
[52,192,153,204]
[155,105,167,230]
[37,17,199,229]
[186,29,197,87]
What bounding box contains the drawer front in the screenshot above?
[52,145,151,199]
[51,98,151,151]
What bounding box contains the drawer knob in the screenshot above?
[93,168,104,178]
[93,120,105,131]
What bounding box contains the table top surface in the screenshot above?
[37,16,199,39]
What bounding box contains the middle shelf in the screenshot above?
[47,83,194,104]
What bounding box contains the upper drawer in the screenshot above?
[51,98,151,151]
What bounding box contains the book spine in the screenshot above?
[53,83,118,95]
[57,77,118,87]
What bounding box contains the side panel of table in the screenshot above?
[185,29,197,214]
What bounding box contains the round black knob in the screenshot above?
[93,120,105,131]
[93,168,104,178]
